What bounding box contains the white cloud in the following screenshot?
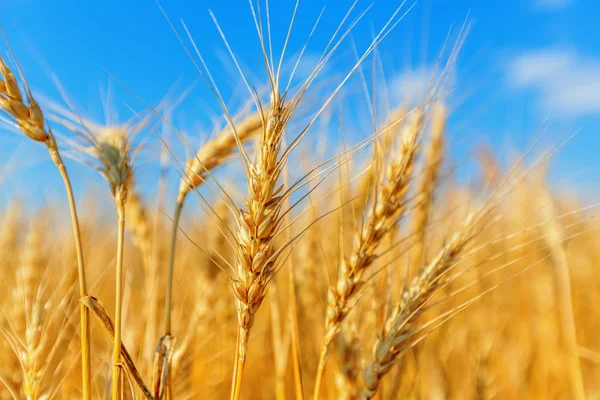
[507,48,600,117]
[534,0,574,10]
[390,66,455,105]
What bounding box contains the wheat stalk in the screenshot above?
[333,325,362,400]
[57,118,135,398]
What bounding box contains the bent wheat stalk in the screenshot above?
[81,296,153,399]
[0,54,92,400]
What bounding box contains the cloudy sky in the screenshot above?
[0,0,598,204]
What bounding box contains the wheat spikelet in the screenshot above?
[327,111,422,334]
[352,107,405,227]
[7,216,45,397]
[5,217,78,399]
[164,112,261,345]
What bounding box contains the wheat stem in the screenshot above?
[289,264,304,400]
[538,187,586,400]
[313,344,329,400]
[164,199,183,336]
[54,157,92,400]
[112,201,126,400]
[231,327,248,400]
[49,145,91,392]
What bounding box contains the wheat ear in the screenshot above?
[164,112,261,337]
[361,213,478,400]
[313,111,423,399]
[0,55,92,400]
[230,93,296,400]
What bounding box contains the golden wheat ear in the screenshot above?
[163,109,263,350]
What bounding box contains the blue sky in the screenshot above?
[0,0,599,208]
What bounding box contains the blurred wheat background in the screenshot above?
[0,0,599,399]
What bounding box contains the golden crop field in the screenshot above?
[0,1,598,399]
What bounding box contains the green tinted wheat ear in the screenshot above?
[94,127,133,400]
[314,111,423,399]
[0,54,92,400]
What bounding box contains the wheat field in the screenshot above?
[0,1,598,399]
